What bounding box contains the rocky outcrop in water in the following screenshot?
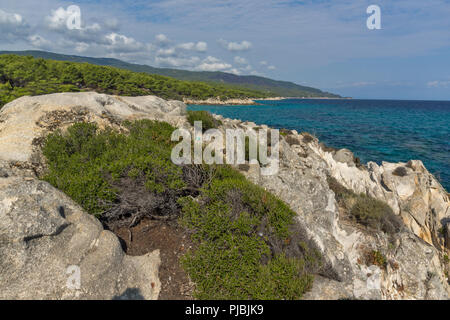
[0,92,448,299]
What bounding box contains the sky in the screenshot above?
[0,0,449,100]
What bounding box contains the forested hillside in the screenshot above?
[0,51,340,98]
[0,54,272,107]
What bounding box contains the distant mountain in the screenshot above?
[0,50,340,98]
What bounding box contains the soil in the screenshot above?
[112,218,195,300]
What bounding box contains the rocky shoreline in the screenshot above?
[183,96,351,105]
[183,97,265,105]
[0,92,448,299]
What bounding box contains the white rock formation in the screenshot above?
[0,92,186,300]
[0,92,448,299]
[218,117,449,300]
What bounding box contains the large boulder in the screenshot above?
[0,161,160,299]
[0,92,187,166]
[0,92,184,300]
[317,140,449,251]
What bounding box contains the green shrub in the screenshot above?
[42,120,185,216]
[186,110,222,131]
[42,121,322,299]
[327,175,403,234]
[365,250,387,269]
[392,166,408,177]
[350,194,401,234]
[179,165,319,299]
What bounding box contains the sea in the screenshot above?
[188,99,450,191]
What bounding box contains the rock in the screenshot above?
[0,166,161,299]
[1,92,448,300]
[0,92,187,165]
[333,148,355,166]
[0,92,180,300]
[313,138,449,251]
[182,97,260,105]
[229,123,449,299]
[445,223,450,250]
[302,276,353,300]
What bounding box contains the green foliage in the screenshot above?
[41,120,321,299]
[349,194,399,232]
[0,50,340,98]
[365,250,387,269]
[327,175,403,234]
[42,120,184,215]
[186,110,222,131]
[0,54,272,108]
[179,165,316,299]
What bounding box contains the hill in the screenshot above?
[0,50,340,98]
[0,54,274,107]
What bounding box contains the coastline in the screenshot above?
[183,97,267,105]
[0,92,448,300]
[183,96,351,106]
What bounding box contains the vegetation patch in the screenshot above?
[392,166,408,177]
[302,133,315,144]
[42,120,323,300]
[186,110,222,131]
[0,54,272,108]
[42,120,186,223]
[285,135,301,146]
[364,250,387,269]
[327,175,403,235]
[179,165,321,299]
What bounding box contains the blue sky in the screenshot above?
[1,0,449,100]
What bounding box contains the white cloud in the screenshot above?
[195,56,232,71]
[332,81,377,88]
[227,68,242,75]
[105,33,145,52]
[178,41,208,52]
[155,56,201,68]
[234,56,248,64]
[0,9,29,42]
[260,61,268,65]
[28,34,51,49]
[219,39,252,51]
[267,65,276,70]
[156,47,177,57]
[46,6,81,30]
[155,33,170,45]
[74,43,89,53]
[427,80,450,88]
[195,41,208,52]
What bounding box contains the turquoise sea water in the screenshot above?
[188,99,450,191]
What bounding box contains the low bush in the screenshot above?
[302,133,315,144]
[42,120,185,219]
[392,166,408,177]
[327,175,403,234]
[42,121,322,299]
[186,110,222,131]
[364,250,387,269]
[179,165,321,299]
